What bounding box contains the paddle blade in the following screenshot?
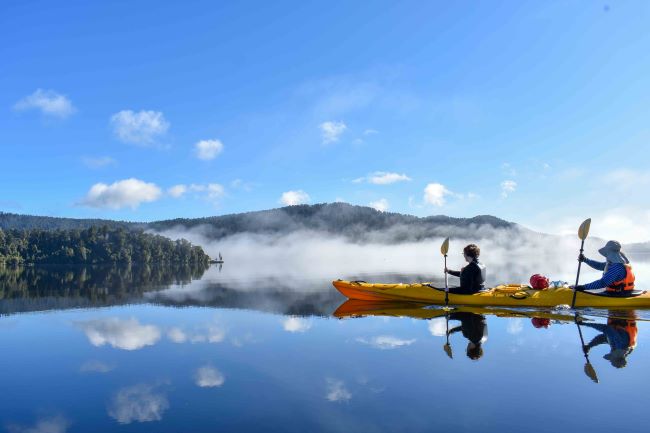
[578,219,591,241]
[584,362,599,383]
[440,237,450,256]
[443,343,453,359]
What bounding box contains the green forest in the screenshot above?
[0,226,210,266]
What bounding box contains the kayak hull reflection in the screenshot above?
[332,280,650,308]
[333,299,579,321]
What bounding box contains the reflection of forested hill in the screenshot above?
[0,264,208,315]
[145,282,344,317]
[0,264,344,317]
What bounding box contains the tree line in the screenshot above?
[0,262,208,306]
[0,226,210,266]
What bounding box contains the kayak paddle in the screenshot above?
[443,313,453,359]
[441,237,450,306]
[571,218,591,308]
[575,316,599,383]
[571,218,598,382]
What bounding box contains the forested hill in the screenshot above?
[1,203,519,243]
[0,212,141,231]
[148,203,519,242]
[0,226,210,266]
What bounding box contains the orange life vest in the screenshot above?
[606,264,635,292]
[607,318,638,348]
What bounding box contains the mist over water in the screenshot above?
[154,225,650,290]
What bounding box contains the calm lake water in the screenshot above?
[1,264,650,433]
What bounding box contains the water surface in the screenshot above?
[1,265,649,433]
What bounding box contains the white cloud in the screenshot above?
[356,335,416,350]
[77,317,161,351]
[280,190,310,206]
[194,366,225,388]
[602,168,650,191]
[363,129,379,135]
[501,180,517,198]
[325,379,351,402]
[369,198,389,212]
[81,156,116,169]
[14,89,75,118]
[108,384,169,424]
[230,179,253,191]
[282,316,312,333]
[369,172,411,185]
[428,318,447,337]
[542,208,650,244]
[194,139,224,160]
[80,178,162,209]
[189,183,225,202]
[355,171,411,185]
[80,360,115,373]
[110,110,169,145]
[423,183,452,207]
[319,121,347,144]
[167,184,187,198]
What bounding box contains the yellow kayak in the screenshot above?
[332,280,650,308]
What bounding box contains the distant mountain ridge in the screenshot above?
[3,203,649,250]
[1,203,520,244]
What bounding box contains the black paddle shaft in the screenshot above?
[444,254,449,306]
[571,240,585,308]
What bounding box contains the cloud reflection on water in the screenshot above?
[76,317,161,351]
[356,335,416,350]
[165,320,226,344]
[282,316,312,333]
[79,360,115,373]
[194,366,225,388]
[6,415,70,433]
[108,384,169,424]
[325,378,352,402]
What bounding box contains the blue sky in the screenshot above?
[2,1,650,241]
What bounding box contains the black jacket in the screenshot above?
[448,259,486,294]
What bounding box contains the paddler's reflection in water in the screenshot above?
[446,312,488,360]
[580,312,638,369]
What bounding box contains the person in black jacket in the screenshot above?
[444,244,486,294]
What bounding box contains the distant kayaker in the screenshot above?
[572,240,635,293]
[447,312,487,360]
[579,314,637,368]
[444,244,486,294]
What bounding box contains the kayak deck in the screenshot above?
[332,280,650,308]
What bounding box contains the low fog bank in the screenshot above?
[152,224,650,289]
